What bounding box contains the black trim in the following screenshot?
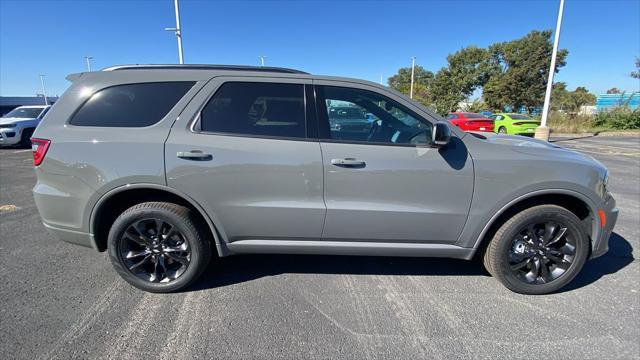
[314,86,332,139]
[304,84,318,139]
[187,130,319,143]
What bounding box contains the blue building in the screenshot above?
[596,93,640,111]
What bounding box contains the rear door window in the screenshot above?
[199,82,306,139]
[69,82,195,127]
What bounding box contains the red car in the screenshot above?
[446,112,494,132]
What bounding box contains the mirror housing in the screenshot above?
[432,121,452,147]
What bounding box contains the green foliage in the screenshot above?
[551,82,596,112]
[387,46,492,115]
[387,65,434,97]
[631,57,640,79]
[484,30,568,112]
[593,107,640,130]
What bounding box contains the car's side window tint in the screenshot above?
[200,82,306,139]
[317,86,432,146]
[70,82,195,127]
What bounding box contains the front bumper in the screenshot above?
[591,195,618,258]
[0,128,21,146]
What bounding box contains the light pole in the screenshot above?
[410,56,416,99]
[258,56,267,67]
[39,75,48,105]
[380,74,384,85]
[84,56,93,71]
[535,0,565,141]
[164,0,184,64]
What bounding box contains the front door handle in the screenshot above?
[177,150,213,161]
[331,158,366,168]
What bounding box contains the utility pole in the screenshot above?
[84,56,93,71]
[39,75,48,105]
[258,56,267,67]
[410,56,416,99]
[535,0,565,141]
[164,0,184,64]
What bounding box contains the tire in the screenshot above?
[107,202,212,293]
[483,205,589,295]
[498,127,507,134]
[20,128,35,148]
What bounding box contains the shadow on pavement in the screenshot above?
[190,232,634,293]
[190,253,488,292]
[562,232,635,292]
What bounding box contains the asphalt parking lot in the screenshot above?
[1,135,639,359]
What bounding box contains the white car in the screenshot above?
[0,105,51,147]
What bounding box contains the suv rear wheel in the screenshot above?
[483,205,589,295]
[107,202,212,293]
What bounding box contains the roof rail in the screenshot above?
[102,64,309,74]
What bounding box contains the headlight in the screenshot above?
[0,123,17,128]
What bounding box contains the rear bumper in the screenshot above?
[512,125,538,135]
[42,222,98,250]
[591,196,618,258]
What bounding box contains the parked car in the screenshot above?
[327,106,373,141]
[32,65,617,295]
[491,113,540,136]
[446,112,494,132]
[0,105,51,147]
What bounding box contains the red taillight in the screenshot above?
[31,138,51,166]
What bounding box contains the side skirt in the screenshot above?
[225,240,475,260]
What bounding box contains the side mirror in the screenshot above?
[432,121,451,146]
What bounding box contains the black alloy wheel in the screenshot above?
[119,218,191,283]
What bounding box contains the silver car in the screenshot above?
[0,105,50,147]
[31,65,618,294]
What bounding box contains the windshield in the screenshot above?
[3,107,43,118]
[509,114,532,120]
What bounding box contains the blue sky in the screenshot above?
[1,0,638,97]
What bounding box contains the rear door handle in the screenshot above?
[177,151,213,161]
[331,158,366,168]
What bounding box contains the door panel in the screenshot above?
[165,77,325,243]
[314,82,474,244]
[320,141,473,243]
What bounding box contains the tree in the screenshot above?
[631,57,640,79]
[551,82,569,111]
[606,87,622,94]
[428,68,460,115]
[483,30,568,113]
[387,65,434,101]
[564,86,596,112]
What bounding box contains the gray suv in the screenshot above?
[32,65,618,294]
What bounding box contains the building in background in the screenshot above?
[0,96,59,116]
[595,93,640,112]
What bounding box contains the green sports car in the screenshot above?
[491,113,540,136]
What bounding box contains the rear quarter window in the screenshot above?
[69,82,195,127]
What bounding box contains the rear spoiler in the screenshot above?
[65,73,85,82]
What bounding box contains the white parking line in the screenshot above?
[12,149,31,153]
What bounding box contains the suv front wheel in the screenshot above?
[107,202,212,293]
[483,205,589,295]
